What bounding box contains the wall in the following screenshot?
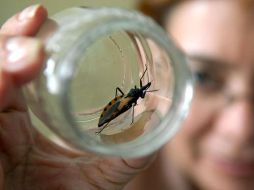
[0,0,138,25]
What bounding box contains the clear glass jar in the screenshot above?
[24,7,193,157]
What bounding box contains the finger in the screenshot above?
[0,4,48,36]
[0,36,45,86]
[77,154,157,190]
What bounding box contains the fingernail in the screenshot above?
[4,37,41,72]
[18,5,39,21]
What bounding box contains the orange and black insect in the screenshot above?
[96,66,154,134]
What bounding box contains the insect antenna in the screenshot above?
[144,77,158,93]
[146,89,159,93]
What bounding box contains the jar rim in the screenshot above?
[49,7,193,157]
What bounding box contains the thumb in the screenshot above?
[0,36,44,111]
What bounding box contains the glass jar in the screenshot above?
[24,7,193,157]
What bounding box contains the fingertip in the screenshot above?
[1,4,48,36]
[18,4,48,22]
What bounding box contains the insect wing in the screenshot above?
[98,96,122,126]
[117,96,133,111]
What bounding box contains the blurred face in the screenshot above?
[164,1,254,190]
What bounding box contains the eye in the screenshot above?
[194,71,210,84]
[194,71,214,85]
[193,71,223,92]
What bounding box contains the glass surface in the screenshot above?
[24,7,192,157]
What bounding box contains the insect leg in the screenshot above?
[131,103,136,124]
[115,87,124,97]
[140,65,148,87]
[96,121,111,135]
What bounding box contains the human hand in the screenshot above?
[0,5,155,190]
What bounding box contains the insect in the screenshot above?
[96,65,155,134]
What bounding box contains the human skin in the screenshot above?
[125,1,254,190]
[0,5,155,190]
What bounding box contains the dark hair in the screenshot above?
[137,0,185,25]
[137,0,254,26]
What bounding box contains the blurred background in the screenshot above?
[0,0,138,25]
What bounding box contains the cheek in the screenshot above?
[183,101,213,139]
[167,97,216,165]
[175,97,214,143]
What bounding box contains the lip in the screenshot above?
[211,157,254,177]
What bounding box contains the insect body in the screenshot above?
[96,66,152,134]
